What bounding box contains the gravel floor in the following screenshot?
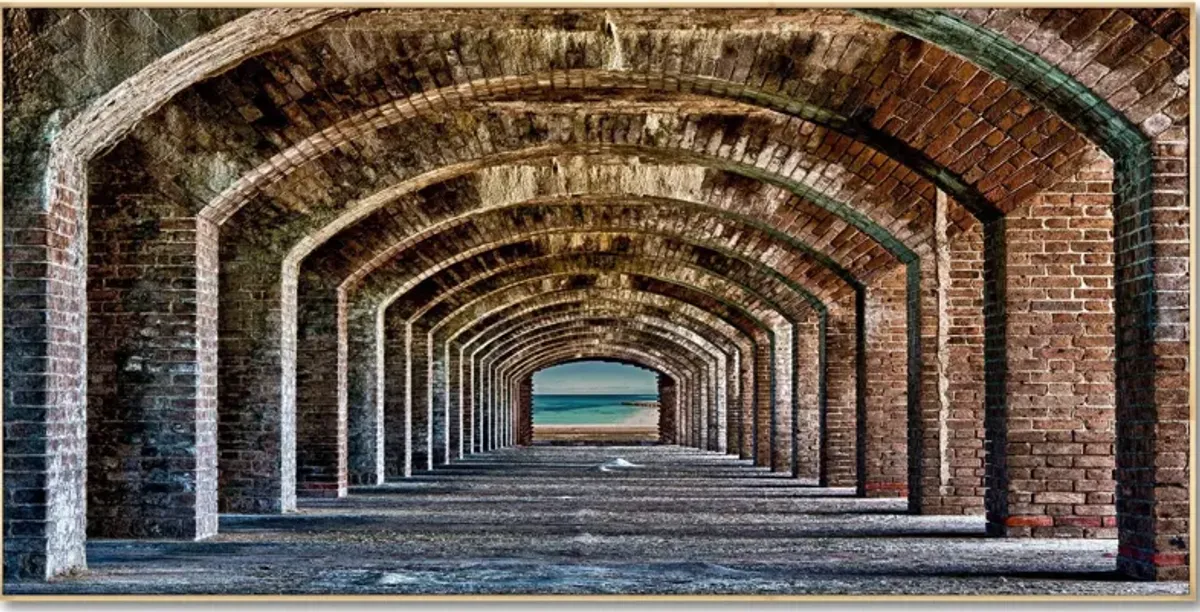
[6,446,1192,597]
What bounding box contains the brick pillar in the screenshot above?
[4,155,88,579]
[823,305,857,487]
[1113,137,1190,578]
[793,314,821,480]
[480,364,492,452]
[987,162,1116,538]
[462,347,477,454]
[689,375,701,449]
[705,368,715,450]
[737,348,755,459]
[771,324,795,472]
[473,360,486,453]
[346,305,384,485]
[678,375,692,448]
[502,369,511,448]
[752,340,772,466]
[409,323,431,470]
[861,269,908,498]
[696,367,700,448]
[430,343,448,466]
[909,250,938,513]
[508,376,517,447]
[517,375,533,446]
[707,365,721,451]
[1113,139,1189,580]
[674,375,686,446]
[294,276,346,498]
[490,366,500,450]
[85,189,218,540]
[658,375,677,444]
[942,214,986,514]
[499,374,509,449]
[725,351,741,454]
[382,318,410,478]
[720,356,733,453]
[446,345,463,459]
[218,245,294,513]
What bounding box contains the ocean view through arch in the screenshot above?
[531,361,660,443]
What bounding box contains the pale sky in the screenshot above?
[532,361,658,395]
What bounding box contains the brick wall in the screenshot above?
[794,313,821,480]
[658,376,678,444]
[752,341,773,467]
[345,307,384,485]
[823,308,858,487]
[85,171,218,539]
[771,324,795,472]
[987,155,1117,538]
[295,275,347,498]
[216,245,294,514]
[942,211,987,515]
[861,267,909,498]
[516,375,533,446]
[408,325,432,471]
[382,320,411,478]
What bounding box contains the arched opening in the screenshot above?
[530,360,661,445]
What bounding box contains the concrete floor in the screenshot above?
[7,446,1191,597]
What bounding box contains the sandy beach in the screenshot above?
[533,404,659,443]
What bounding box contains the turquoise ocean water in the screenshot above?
[532,394,658,425]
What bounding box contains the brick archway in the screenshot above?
[3,8,1188,583]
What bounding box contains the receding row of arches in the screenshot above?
[2,8,1188,585]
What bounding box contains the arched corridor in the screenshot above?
[1,7,1192,597]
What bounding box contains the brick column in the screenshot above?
[686,372,696,448]
[218,246,295,513]
[752,341,772,466]
[861,269,908,498]
[658,375,677,444]
[480,364,492,452]
[473,360,486,453]
[771,324,795,472]
[823,305,857,487]
[4,154,88,579]
[446,345,463,459]
[941,214,986,514]
[430,344,449,465]
[502,368,511,448]
[382,318,410,478]
[294,276,346,498]
[409,324,431,470]
[793,314,821,480]
[85,193,218,539]
[724,351,742,454]
[986,161,1116,538]
[1113,138,1189,580]
[705,364,718,451]
[737,348,755,459]
[346,306,384,485]
[516,375,533,446]
[690,375,701,449]
[462,347,477,454]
